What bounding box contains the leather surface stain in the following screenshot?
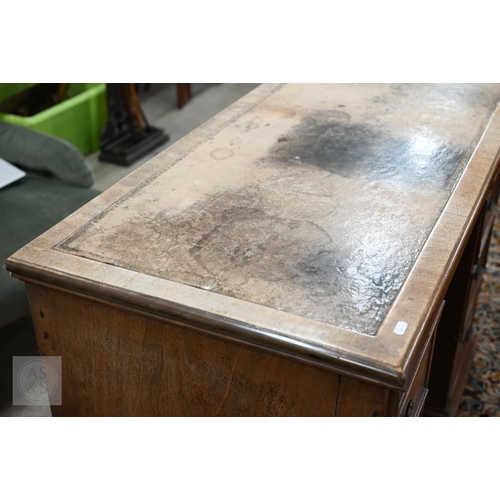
[268,110,466,187]
[61,184,426,334]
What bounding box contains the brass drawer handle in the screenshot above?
[405,388,429,416]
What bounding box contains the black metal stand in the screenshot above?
[99,84,169,166]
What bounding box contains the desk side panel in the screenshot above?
[26,282,343,417]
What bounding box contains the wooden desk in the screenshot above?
[7,84,500,416]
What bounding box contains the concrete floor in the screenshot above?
[0,83,259,417]
[88,83,258,191]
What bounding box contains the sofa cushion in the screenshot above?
[0,172,99,327]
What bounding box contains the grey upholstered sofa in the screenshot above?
[0,122,100,328]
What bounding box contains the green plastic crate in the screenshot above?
[0,83,108,155]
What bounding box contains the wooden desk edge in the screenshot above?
[10,264,404,390]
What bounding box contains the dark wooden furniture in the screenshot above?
[425,163,500,416]
[176,83,192,109]
[7,84,500,416]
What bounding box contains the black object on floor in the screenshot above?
[99,125,168,166]
[99,83,169,166]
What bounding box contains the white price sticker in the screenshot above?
[393,321,408,335]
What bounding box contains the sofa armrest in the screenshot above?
[0,122,95,188]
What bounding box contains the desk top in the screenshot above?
[8,83,500,387]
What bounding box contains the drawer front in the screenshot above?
[398,342,433,417]
[398,301,444,416]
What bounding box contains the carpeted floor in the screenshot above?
[457,212,500,416]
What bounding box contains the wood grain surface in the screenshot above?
[27,281,434,416]
[27,283,343,416]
